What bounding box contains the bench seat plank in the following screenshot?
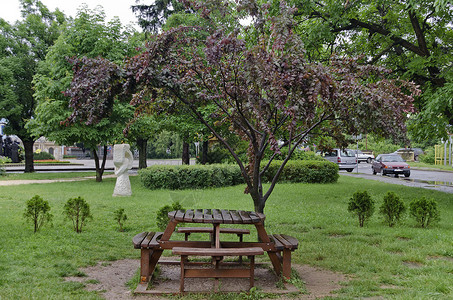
[273,234,298,249]
[141,231,156,249]
[173,247,263,256]
[149,232,164,248]
[133,232,150,249]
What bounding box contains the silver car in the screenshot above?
[320,149,357,172]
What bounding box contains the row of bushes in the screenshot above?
[139,160,339,190]
[24,195,127,233]
[348,191,440,228]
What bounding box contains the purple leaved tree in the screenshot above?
[65,0,419,213]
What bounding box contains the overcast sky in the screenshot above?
[1,0,143,30]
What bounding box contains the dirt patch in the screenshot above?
[65,258,348,299]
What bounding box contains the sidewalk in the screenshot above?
[4,158,195,173]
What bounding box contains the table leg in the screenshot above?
[254,222,283,275]
[282,249,292,279]
[214,224,220,248]
[141,219,178,283]
[139,248,151,283]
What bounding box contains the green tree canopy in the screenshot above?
[0,0,66,172]
[30,5,142,181]
[291,0,453,141]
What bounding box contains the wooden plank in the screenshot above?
[132,232,148,249]
[273,234,298,249]
[256,212,266,221]
[140,231,155,249]
[149,232,164,248]
[174,209,186,222]
[220,210,233,224]
[183,209,194,222]
[238,210,252,223]
[269,234,284,251]
[177,227,250,235]
[212,209,223,224]
[281,234,299,249]
[193,209,204,223]
[203,209,213,223]
[184,268,251,278]
[173,247,264,256]
[248,211,261,223]
[167,210,177,219]
[229,210,242,224]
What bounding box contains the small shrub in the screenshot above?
[156,201,183,231]
[23,195,53,233]
[379,192,406,227]
[63,196,92,233]
[409,197,440,228]
[114,208,127,232]
[348,191,374,227]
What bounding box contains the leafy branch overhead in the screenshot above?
[64,0,419,213]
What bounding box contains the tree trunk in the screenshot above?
[23,139,35,173]
[182,141,190,165]
[137,138,148,169]
[92,146,107,182]
[201,140,208,165]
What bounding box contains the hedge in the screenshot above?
[139,164,244,190]
[261,160,339,184]
[139,160,338,190]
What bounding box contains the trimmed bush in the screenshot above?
[140,160,338,190]
[33,151,55,160]
[409,197,440,228]
[139,164,244,190]
[379,192,406,227]
[348,190,374,227]
[262,160,339,184]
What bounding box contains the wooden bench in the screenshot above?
[177,227,250,242]
[268,234,298,278]
[132,231,164,283]
[172,247,264,293]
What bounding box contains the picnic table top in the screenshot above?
[168,209,266,224]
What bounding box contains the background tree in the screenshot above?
[30,6,142,181]
[292,0,452,141]
[65,0,418,213]
[0,0,65,172]
[131,0,187,33]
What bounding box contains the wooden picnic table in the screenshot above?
[135,209,298,286]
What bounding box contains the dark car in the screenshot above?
[372,154,410,177]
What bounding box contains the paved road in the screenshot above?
[341,162,453,194]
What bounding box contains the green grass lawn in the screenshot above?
[1,171,114,181]
[408,161,453,172]
[0,175,452,299]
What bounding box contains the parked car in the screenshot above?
[319,148,357,172]
[348,149,375,163]
[372,154,410,177]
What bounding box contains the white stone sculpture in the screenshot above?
[113,144,134,196]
